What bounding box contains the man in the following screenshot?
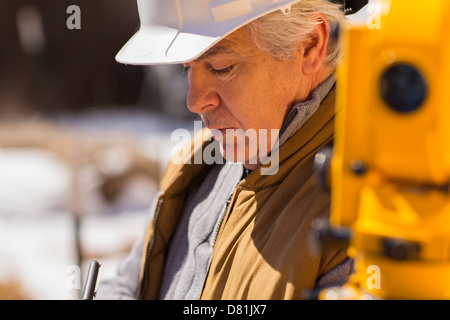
[97,0,354,300]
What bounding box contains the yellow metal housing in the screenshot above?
[329,0,450,299]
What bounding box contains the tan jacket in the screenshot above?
[138,88,349,299]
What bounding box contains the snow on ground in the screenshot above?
[0,110,196,299]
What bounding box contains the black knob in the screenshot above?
[382,238,421,260]
[310,217,351,254]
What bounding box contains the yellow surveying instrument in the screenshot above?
[313,0,450,299]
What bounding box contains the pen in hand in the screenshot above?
[82,260,102,300]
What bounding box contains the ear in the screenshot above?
[300,14,330,75]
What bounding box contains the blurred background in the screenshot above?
[0,0,196,299]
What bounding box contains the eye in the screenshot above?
[182,64,235,77]
[209,64,234,76]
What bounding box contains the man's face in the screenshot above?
[184,28,307,169]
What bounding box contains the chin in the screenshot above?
[219,142,259,165]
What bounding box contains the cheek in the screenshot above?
[216,83,256,128]
[220,91,280,131]
[238,80,291,130]
[218,63,298,131]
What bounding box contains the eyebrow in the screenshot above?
[194,45,236,62]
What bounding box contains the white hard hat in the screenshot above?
[116,0,302,65]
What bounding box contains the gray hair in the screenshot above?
[244,0,345,68]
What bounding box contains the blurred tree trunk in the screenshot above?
[0,0,143,116]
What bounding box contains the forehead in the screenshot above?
[194,28,257,62]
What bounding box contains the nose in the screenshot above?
[186,68,221,114]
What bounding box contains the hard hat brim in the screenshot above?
[115,25,221,65]
[115,0,307,65]
[115,1,370,66]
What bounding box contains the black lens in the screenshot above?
[380,64,428,113]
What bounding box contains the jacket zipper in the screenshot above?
[211,188,235,247]
[138,195,164,300]
[198,187,238,298]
